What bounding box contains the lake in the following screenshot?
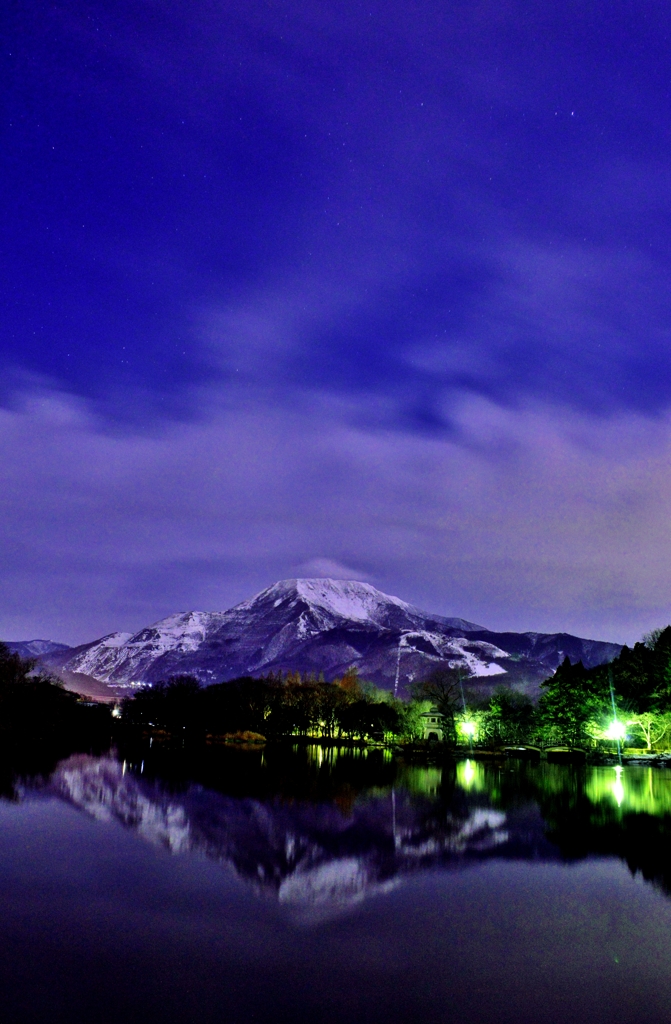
[2,742,671,1023]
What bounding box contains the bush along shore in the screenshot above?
[7,626,671,761]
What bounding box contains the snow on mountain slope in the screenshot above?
[232,578,483,634]
[397,633,509,677]
[47,617,229,686]
[40,578,622,695]
[54,631,134,680]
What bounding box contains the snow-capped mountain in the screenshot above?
[40,578,621,696]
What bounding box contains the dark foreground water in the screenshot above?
[3,744,671,1024]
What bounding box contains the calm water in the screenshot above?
[3,744,671,1023]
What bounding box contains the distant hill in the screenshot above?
[5,639,72,659]
[38,579,622,698]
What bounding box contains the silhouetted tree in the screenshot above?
[0,641,101,736]
[485,689,536,745]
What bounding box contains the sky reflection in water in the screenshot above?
[2,746,671,1023]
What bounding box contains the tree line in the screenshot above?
[119,668,422,742]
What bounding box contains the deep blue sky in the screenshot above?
[3,0,671,644]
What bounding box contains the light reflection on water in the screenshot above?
[471,757,671,819]
[583,762,671,815]
[4,746,671,1023]
[456,757,481,791]
[8,747,671,906]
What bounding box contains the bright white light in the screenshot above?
[605,720,626,741]
[460,721,477,737]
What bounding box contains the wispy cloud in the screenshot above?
[2,384,671,644]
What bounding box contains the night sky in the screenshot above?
[3,0,671,645]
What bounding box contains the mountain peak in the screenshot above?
[237,578,413,626]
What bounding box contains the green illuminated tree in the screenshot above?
[626,711,670,751]
[538,657,610,746]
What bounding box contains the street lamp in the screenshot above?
[605,720,626,741]
[459,720,477,747]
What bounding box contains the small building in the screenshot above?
[421,706,444,742]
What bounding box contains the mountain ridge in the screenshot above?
[36,578,622,698]
[4,639,72,659]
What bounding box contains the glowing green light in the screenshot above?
[460,720,477,737]
[457,758,483,791]
[605,720,626,741]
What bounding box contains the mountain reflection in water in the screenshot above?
[8,745,671,916]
